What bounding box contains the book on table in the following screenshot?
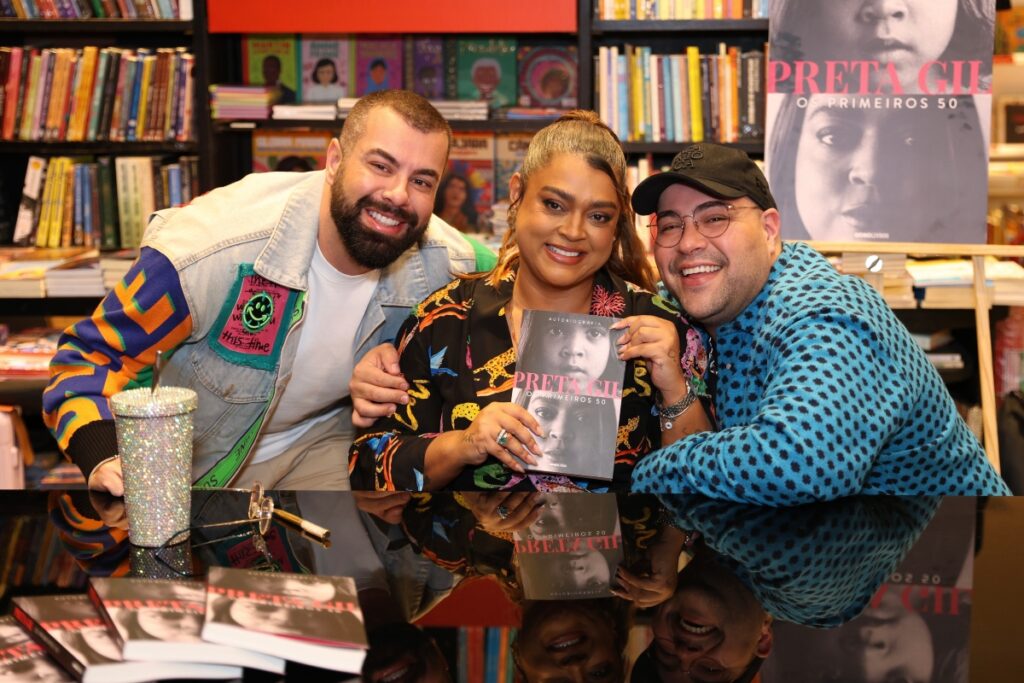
[0,613,72,681]
[201,566,369,674]
[11,593,239,682]
[88,576,285,674]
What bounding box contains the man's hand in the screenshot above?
[88,489,129,529]
[353,491,413,524]
[87,457,125,497]
[613,315,688,404]
[350,344,409,428]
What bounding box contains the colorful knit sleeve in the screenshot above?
[42,247,193,481]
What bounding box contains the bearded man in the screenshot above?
[44,90,495,494]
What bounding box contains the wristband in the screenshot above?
[657,386,697,430]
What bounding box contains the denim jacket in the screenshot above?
[44,170,487,486]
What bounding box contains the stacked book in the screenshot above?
[336,97,488,121]
[835,253,916,309]
[7,568,369,682]
[272,103,337,120]
[429,99,489,121]
[907,257,1024,308]
[99,249,138,291]
[208,85,276,120]
[44,252,105,298]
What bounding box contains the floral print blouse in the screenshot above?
[349,268,715,492]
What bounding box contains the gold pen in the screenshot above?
[272,508,332,545]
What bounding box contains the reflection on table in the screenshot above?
[0,491,1019,682]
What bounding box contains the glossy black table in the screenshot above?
[1,491,1022,682]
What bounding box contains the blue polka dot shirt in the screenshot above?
[632,242,1011,503]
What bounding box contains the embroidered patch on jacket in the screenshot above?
[209,264,298,371]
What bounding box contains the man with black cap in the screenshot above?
[627,142,1009,503]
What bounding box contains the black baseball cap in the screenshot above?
[631,143,777,215]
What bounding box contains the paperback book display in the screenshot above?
[457,38,518,110]
[242,35,300,105]
[441,132,497,233]
[513,494,624,600]
[11,593,238,682]
[511,310,626,480]
[765,0,995,244]
[353,37,404,96]
[88,577,283,674]
[299,35,349,104]
[0,614,71,681]
[517,44,578,108]
[201,566,369,674]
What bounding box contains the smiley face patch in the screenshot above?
[210,264,298,370]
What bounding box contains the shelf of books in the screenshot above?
[0,19,195,33]
[591,18,769,33]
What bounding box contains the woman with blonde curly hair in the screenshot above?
[350,111,714,492]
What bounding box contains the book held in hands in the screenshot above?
[512,310,626,480]
[88,576,284,674]
[201,566,369,674]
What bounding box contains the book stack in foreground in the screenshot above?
[7,568,368,682]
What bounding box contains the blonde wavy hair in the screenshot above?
[480,110,656,292]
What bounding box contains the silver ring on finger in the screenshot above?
[496,428,510,448]
[496,504,510,519]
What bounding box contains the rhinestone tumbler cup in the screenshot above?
[110,386,198,547]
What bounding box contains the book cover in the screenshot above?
[405,36,445,100]
[513,494,624,600]
[251,129,333,173]
[12,155,46,245]
[352,36,403,97]
[88,576,283,674]
[241,34,299,105]
[765,0,994,244]
[510,310,626,480]
[11,593,237,682]
[438,131,495,233]
[517,44,578,108]
[201,566,369,674]
[300,35,349,104]
[494,132,532,204]
[456,38,518,110]
[0,613,72,681]
[761,498,977,682]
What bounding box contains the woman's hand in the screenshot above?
[612,315,689,404]
[462,492,543,533]
[459,402,544,473]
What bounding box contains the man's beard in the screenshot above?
[329,182,427,270]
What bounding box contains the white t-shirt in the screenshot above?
[248,243,379,464]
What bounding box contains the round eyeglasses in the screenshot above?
[648,204,760,248]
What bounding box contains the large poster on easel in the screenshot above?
[765,0,996,244]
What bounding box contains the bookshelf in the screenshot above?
[0,5,214,246]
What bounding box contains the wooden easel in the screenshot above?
[805,241,1024,474]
